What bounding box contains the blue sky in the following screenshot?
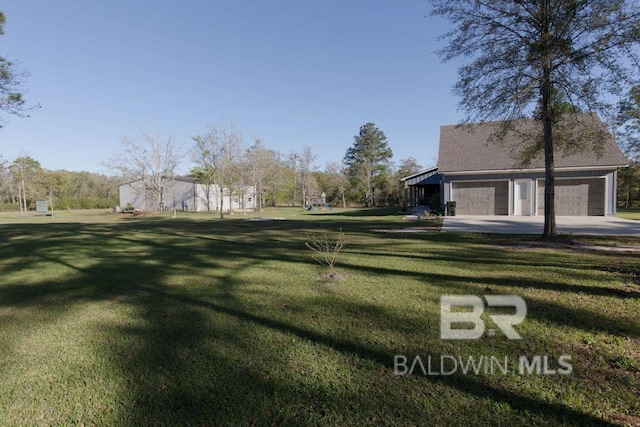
[1,1,461,174]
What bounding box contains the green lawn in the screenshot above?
[618,207,640,221]
[0,208,638,426]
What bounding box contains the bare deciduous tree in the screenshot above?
[324,161,349,208]
[9,155,41,216]
[105,126,182,212]
[246,138,280,212]
[192,120,243,218]
[290,146,317,207]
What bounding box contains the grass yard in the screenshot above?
[0,208,638,426]
[618,207,640,221]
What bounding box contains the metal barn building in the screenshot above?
[119,177,256,212]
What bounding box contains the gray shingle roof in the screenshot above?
[438,114,627,173]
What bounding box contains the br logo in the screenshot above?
[440,295,527,340]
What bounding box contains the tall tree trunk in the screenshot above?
[542,120,556,238]
[257,180,262,212]
[18,187,24,217]
[219,186,224,219]
[21,178,27,217]
[292,181,297,207]
[541,45,556,238]
[241,187,246,215]
[368,172,373,207]
[206,184,211,211]
[302,185,306,208]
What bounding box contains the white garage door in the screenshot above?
[452,181,509,215]
[537,179,605,216]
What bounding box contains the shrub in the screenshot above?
[305,228,350,272]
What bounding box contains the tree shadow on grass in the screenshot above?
[305,207,404,217]
[3,219,638,335]
[0,219,631,425]
[0,265,615,425]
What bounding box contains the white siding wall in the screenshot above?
[194,184,257,212]
[119,179,256,212]
[119,179,196,211]
[194,184,220,212]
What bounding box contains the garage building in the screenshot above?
[437,114,627,216]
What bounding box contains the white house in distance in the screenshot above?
[119,177,256,212]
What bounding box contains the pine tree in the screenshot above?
[344,123,393,207]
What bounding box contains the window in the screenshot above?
[519,182,528,200]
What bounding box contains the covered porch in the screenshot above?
[401,167,442,208]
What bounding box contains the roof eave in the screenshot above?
[400,165,439,181]
[439,164,628,176]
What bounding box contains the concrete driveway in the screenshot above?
[441,215,640,236]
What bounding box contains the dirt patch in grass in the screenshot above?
[610,413,640,426]
[318,272,348,282]
[576,243,640,253]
